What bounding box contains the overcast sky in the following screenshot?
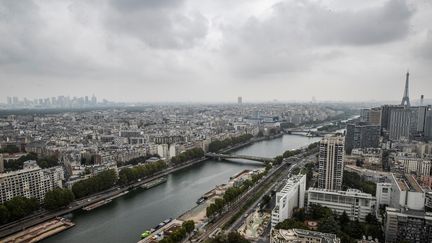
[1,0,431,103]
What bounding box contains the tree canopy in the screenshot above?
[208,134,253,152]
[343,171,376,195]
[171,148,204,165]
[44,188,75,210]
[118,160,167,185]
[72,169,118,198]
[2,196,39,223]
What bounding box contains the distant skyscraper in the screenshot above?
[381,105,404,131]
[389,109,413,141]
[237,96,242,104]
[0,154,4,173]
[425,108,432,140]
[318,136,344,191]
[401,72,411,107]
[389,106,429,141]
[360,108,381,126]
[91,94,97,105]
[12,96,19,105]
[345,122,380,154]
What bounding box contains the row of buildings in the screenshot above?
[0,103,346,207]
[0,160,64,204]
[271,132,432,242]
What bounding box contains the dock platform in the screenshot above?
[0,217,75,243]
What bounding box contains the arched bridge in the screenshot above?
[205,153,275,163]
[284,129,337,137]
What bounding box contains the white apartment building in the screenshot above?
[307,188,376,222]
[389,173,425,211]
[376,182,392,207]
[157,144,169,159]
[318,136,344,190]
[271,174,306,228]
[0,160,64,203]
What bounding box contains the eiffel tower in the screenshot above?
[401,71,411,107]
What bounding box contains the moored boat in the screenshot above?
[140,176,168,190]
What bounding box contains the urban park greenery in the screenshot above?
[276,204,383,243]
[170,148,204,165]
[208,134,253,152]
[158,220,195,243]
[118,160,167,185]
[206,171,266,218]
[0,196,39,224]
[207,231,250,243]
[342,171,376,195]
[43,188,75,210]
[72,169,118,198]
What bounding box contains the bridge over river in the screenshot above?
[205,153,275,163]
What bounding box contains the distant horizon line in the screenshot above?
[1,99,431,106]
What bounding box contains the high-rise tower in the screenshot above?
[401,72,411,107]
[318,136,344,190]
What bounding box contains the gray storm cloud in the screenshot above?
[0,0,431,102]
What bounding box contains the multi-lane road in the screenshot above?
[195,153,317,242]
[193,152,317,242]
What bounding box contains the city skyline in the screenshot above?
[1,0,432,102]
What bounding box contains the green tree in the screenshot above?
[170,148,204,165]
[214,198,225,213]
[226,232,250,243]
[207,203,219,218]
[0,144,20,154]
[343,171,376,195]
[365,213,378,225]
[318,216,339,234]
[72,169,118,198]
[348,220,363,239]
[182,220,195,233]
[292,208,305,222]
[44,188,75,210]
[339,211,350,225]
[4,196,39,221]
[275,219,307,230]
[307,204,332,220]
[117,160,167,185]
[3,152,38,171]
[0,205,10,224]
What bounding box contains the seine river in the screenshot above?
[43,134,320,243]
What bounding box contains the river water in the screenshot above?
[43,134,320,243]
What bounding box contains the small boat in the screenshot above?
[141,177,168,190]
[196,197,207,204]
[141,230,151,239]
[82,199,112,211]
